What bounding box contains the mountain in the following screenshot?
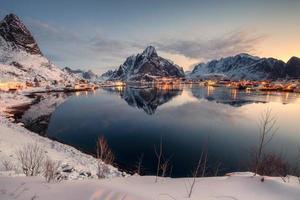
[99,69,116,81]
[189,53,288,80]
[285,56,300,78]
[0,14,42,55]
[109,46,185,81]
[0,13,74,84]
[63,67,98,81]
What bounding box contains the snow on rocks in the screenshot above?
[0,91,33,114]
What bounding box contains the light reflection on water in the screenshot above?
[28,85,300,176]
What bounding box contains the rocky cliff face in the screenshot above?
[0,13,42,55]
[0,13,74,83]
[109,46,185,81]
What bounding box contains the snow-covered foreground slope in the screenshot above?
[0,173,299,200]
[0,116,124,179]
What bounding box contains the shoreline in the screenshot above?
[0,88,128,179]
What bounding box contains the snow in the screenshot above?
[0,91,33,114]
[0,173,299,200]
[0,37,75,84]
[0,90,126,180]
[0,115,124,179]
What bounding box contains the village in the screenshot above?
[1,77,300,94]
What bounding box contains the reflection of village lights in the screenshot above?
[245,88,251,94]
[115,85,124,92]
[207,86,214,96]
[231,89,237,100]
[75,91,80,96]
[266,92,270,101]
[285,92,289,101]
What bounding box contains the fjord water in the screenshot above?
[45,85,300,177]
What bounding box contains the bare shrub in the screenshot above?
[254,108,278,176]
[154,137,163,182]
[96,136,114,165]
[161,155,172,177]
[1,160,15,171]
[252,153,289,176]
[16,143,45,176]
[135,153,144,175]
[187,144,208,198]
[97,162,110,179]
[43,158,61,183]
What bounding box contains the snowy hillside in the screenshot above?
[189,53,289,80]
[0,14,74,84]
[109,46,185,81]
[0,114,125,180]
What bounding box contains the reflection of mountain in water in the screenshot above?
[109,86,182,114]
[191,85,300,106]
[191,86,266,107]
[21,93,70,135]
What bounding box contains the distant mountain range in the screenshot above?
[1,13,300,83]
[189,53,300,80]
[63,67,99,81]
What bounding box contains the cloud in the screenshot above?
[23,18,265,73]
[89,36,139,57]
[154,29,265,62]
[26,18,82,43]
[24,18,140,71]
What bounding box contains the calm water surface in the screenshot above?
[27,85,300,176]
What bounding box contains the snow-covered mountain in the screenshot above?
[0,13,74,84]
[189,53,300,80]
[109,46,185,81]
[99,69,116,81]
[63,67,99,81]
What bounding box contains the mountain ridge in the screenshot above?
[189,53,300,80]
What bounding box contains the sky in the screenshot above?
[0,0,300,74]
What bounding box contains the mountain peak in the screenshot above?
[3,13,21,22]
[141,46,158,57]
[236,53,260,60]
[287,56,300,63]
[0,13,42,55]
